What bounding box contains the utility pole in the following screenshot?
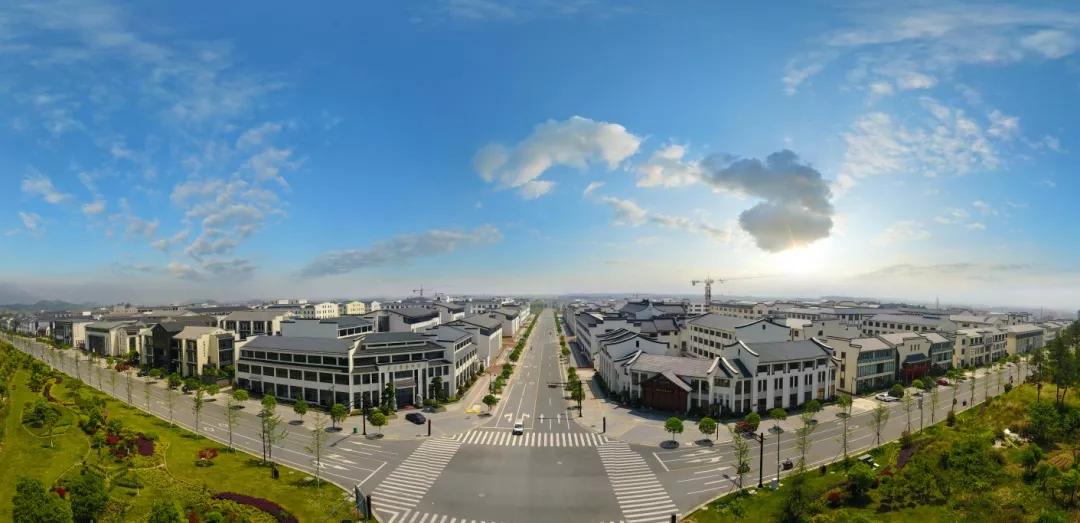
[776,429,782,487]
[758,432,765,488]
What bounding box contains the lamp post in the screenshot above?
[758,432,766,488]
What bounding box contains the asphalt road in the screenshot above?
[6,320,1030,523]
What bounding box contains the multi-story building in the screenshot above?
[488,306,528,338]
[345,301,368,316]
[173,326,235,377]
[595,329,672,399]
[434,301,466,323]
[1006,324,1044,356]
[314,302,344,319]
[446,314,503,367]
[684,314,791,359]
[953,328,1005,367]
[279,316,374,339]
[830,337,895,394]
[220,310,289,340]
[709,301,770,319]
[364,307,441,333]
[235,325,480,408]
[85,320,140,357]
[861,314,957,336]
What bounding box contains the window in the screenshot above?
[392,354,409,363]
[267,352,279,361]
[254,351,265,360]
[237,363,249,373]
[261,366,274,376]
[319,373,333,383]
[334,374,348,385]
[289,369,301,380]
[294,355,307,364]
[279,353,292,362]
[304,371,316,382]
[276,368,287,378]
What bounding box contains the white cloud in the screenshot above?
[972,200,997,215]
[18,211,43,234]
[300,225,502,277]
[582,181,605,197]
[966,222,986,230]
[632,144,702,188]
[81,200,106,216]
[236,122,283,150]
[783,5,1080,93]
[21,172,71,204]
[151,229,190,252]
[874,220,930,246]
[599,196,648,226]
[474,116,642,198]
[838,99,1003,192]
[986,110,1020,140]
[1020,29,1078,59]
[934,207,970,224]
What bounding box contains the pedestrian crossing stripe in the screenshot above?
[450,430,609,447]
[597,442,680,523]
[373,439,463,523]
[379,510,508,523]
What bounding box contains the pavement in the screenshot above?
[8,319,1030,523]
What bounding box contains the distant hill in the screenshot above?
[0,300,97,313]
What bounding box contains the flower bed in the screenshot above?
[134,434,155,456]
[213,492,298,523]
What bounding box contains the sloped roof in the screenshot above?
[628,353,717,378]
[242,335,353,354]
[743,339,834,363]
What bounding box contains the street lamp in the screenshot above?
[758,432,766,488]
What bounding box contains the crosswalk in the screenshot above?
[597,442,679,523]
[450,430,609,447]
[374,511,505,523]
[373,438,463,523]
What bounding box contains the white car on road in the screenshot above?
[512,421,525,435]
[875,393,898,402]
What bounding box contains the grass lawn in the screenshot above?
[686,383,1080,523]
[1,366,361,522]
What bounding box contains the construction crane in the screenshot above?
[691,277,719,305]
[412,285,425,298]
[693,274,772,305]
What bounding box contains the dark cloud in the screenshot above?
[300,225,502,278]
[701,149,834,252]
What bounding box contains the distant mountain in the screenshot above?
[0,299,97,313]
[0,282,40,305]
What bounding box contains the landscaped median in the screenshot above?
[0,341,363,523]
[482,310,541,414]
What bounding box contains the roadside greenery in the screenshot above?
[691,320,1080,523]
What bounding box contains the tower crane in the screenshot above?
[691,277,719,305]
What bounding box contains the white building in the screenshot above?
[595,329,672,400]
[684,314,791,359]
[315,302,345,319]
[1006,324,1044,356]
[345,301,368,316]
[220,310,290,340]
[174,326,235,377]
[364,307,442,333]
[447,314,504,367]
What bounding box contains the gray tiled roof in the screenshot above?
[454,314,502,330]
[628,353,717,377]
[386,307,439,320]
[868,314,945,327]
[362,331,427,344]
[242,335,353,354]
[743,339,834,363]
[688,313,753,331]
[224,310,288,322]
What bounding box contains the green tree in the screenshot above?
[143,374,152,412]
[781,471,810,522]
[293,398,309,425]
[330,403,348,430]
[482,394,498,413]
[929,384,940,425]
[902,393,915,433]
[205,383,220,397]
[664,417,684,444]
[166,372,181,390]
[847,462,875,498]
[233,388,249,403]
[1061,469,1080,506]
[1019,444,1044,478]
[430,375,445,403]
[835,394,853,466]
[890,383,905,398]
[146,499,182,523]
[381,382,396,412]
[225,389,241,451]
[369,410,387,435]
[1031,347,1046,402]
[871,403,890,447]
[307,412,329,486]
[911,378,925,390]
[192,386,206,436]
[744,412,761,432]
[769,407,787,433]
[13,476,73,523]
[698,417,717,442]
[729,425,751,490]
[69,468,108,523]
[569,380,585,416]
[259,395,287,465]
[124,370,134,405]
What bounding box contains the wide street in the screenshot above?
[6,312,1030,523]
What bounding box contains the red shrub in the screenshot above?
[197,448,219,461]
[825,488,847,507]
[52,487,67,498]
[134,435,155,456]
[213,492,298,523]
[187,511,199,523]
[105,434,121,446]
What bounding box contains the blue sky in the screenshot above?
[2,1,1079,310]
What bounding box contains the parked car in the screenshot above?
[405,412,427,425]
[782,458,794,470]
[857,454,878,468]
[875,393,898,402]
[937,378,951,386]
